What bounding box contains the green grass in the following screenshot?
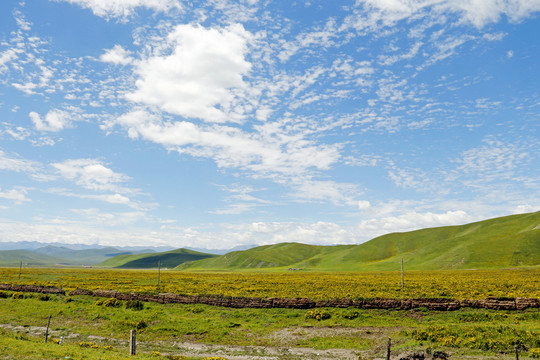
[179,211,540,271]
[98,248,217,269]
[1,292,539,359]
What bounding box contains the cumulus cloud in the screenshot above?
[126,24,252,123]
[29,109,71,132]
[358,200,371,210]
[100,44,133,65]
[56,0,182,20]
[51,159,130,192]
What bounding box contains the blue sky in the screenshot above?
[0,0,538,249]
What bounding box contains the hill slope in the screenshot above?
[32,246,151,265]
[179,211,540,271]
[98,248,217,269]
[0,250,69,267]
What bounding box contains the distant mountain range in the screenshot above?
[1,211,538,270]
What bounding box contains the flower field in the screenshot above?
[1,267,539,300]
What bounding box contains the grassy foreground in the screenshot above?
[1,291,540,359]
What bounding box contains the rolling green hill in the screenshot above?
[32,246,150,265]
[0,246,155,267]
[0,250,69,267]
[98,248,217,269]
[178,211,540,271]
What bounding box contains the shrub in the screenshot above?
[12,292,25,299]
[0,291,8,298]
[126,300,144,311]
[100,298,122,307]
[133,320,147,330]
[530,348,540,358]
[305,309,331,321]
[78,341,99,348]
[343,310,359,319]
[38,294,51,301]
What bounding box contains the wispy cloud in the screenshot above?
[56,0,183,21]
[0,187,30,204]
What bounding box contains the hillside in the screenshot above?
[0,250,69,267]
[178,211,540,271]
[0,246,155,267]
[32,246,152,265]
[98,248,217,269]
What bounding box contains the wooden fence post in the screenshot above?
[387,337,391,360]
[129,329,136,355]
[44,315,52,343]
[157,260,161,286]
[18,261,22,280]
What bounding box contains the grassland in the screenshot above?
[0,289,539,359]
[2,267,539,300]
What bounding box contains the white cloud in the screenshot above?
[388,167,428,189]
[110,109,341,181]
[29,109,72,132]
[355,0,540,29]
[455,136,530,183]
[0,150,41,175]
[358,200,371,210]
[289,179,360,206]
[5,126,30,140]
[51,159,131,192]
[513,204,540,214]
[50,188,133,206]
[0,187,30,204]
[100,44,133,65]
[440,0,540,28]
[356,210,473,238]
[0,49,18,73]
[126,24,252,123]
[56,0,183,20]
[211,183,272,215]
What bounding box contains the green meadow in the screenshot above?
[1,290,540,359]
